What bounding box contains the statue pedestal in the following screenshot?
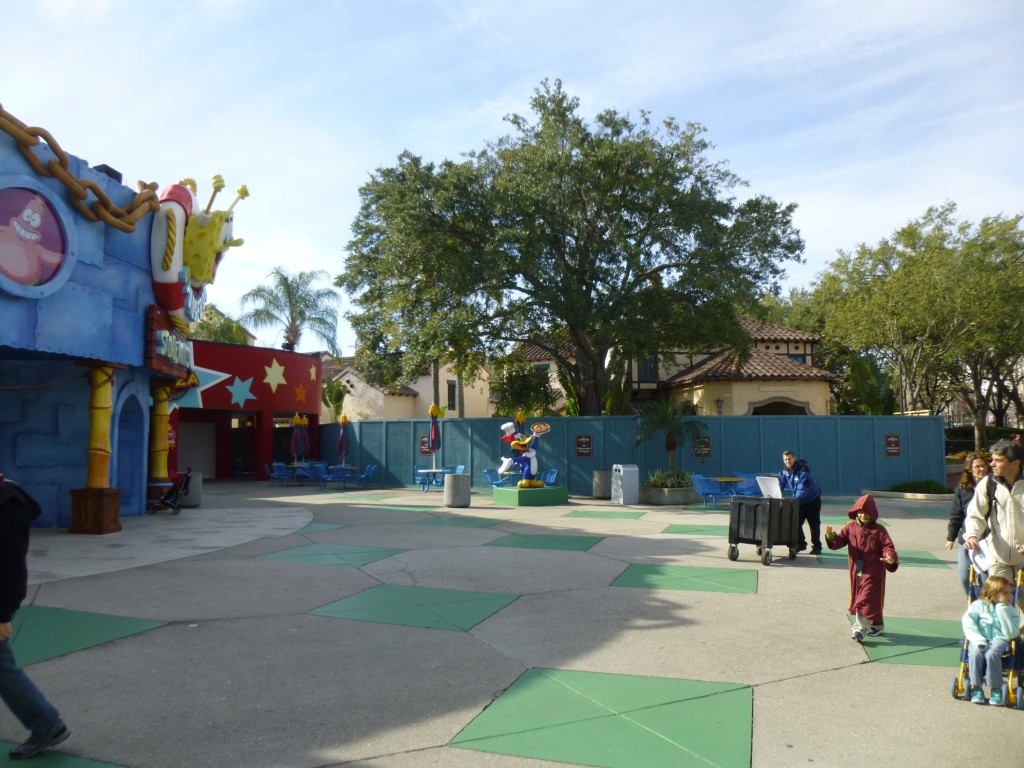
[493,486,569,506]
[70,488,122,534]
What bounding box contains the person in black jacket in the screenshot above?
[0,473,70,760]
[946,453,990,596]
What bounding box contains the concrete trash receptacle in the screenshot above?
[592,469,611,498]
[611,464,639,505]
[180,472,202,507]
[444,472,471,508]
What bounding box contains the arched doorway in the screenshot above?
[115,395,146,515]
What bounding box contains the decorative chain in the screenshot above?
[0,103,160,233]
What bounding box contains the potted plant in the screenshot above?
[638,468,701,505]
[634,399,705,505]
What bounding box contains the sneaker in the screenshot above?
[971,689,986,705]
[9,720,70,760]
[866,625,884,637]
[851,628,864,643]
[990,690,1004,706]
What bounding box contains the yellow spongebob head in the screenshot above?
[182,178,247,287]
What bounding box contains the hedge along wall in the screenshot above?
[319,415,946,497]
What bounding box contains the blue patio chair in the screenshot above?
[306,462,330,490]
[353,464,378,489]
[264,463,288,486]
[690,474,732,510]
[414,465,432,492]
[328,464,353,489]
[435,466,456,487]
[540,468,558,486]
[483,468,512,488]
[730,471,762,496]
[271,462,292,486]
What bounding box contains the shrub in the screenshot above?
[645,468,692,488]
[888,480,952,494]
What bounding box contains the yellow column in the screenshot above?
[85,365,115,489]
[149,384,171,480]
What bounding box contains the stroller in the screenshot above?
[950,565,1024,708]
[146,468,191,515]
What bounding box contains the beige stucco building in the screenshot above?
[320,355,493,423]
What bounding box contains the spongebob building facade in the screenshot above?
[0,106,320,529]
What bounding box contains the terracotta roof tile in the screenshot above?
[665,347,836,386]
[739,318,819,343]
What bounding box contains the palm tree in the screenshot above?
[634,399,704,471]
[238,268,339,355]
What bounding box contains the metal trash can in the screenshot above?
[592,469,611,499]
[179,472,202,508]
[726,496,799,565]
[611,464,639,505]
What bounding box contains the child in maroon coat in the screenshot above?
[825,494,900,643]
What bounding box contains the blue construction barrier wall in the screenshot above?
[320,415,946,497]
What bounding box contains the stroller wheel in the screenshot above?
[172,507,182,515]
[950,676,960,700]
[1016,686,1024,710]
[146,505,157,515]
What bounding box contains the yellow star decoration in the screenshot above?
[293,383,307,403]
[264,359,287,393]
[309,364,318,381]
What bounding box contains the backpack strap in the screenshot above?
[987,474,997,520]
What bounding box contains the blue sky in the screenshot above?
[5,0,1022,354]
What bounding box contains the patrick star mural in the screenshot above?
[0,188,66,285]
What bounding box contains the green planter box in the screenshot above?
[494,486,570,506]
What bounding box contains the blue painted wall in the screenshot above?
[320,415,947,497]
[0,131,156,526]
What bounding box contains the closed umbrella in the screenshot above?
[337,414,351,466]
[290,413,310,462]
[426,403,441,469]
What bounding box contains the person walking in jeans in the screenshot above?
[0,473,70,760]
[779,450,823,554]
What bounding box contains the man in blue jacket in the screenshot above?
[0,473,70,760]
[779,450,823,554]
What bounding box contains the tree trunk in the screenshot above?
[431,359,440,407]
[456,372,464,418]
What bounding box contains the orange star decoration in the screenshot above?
[293,382,307,403]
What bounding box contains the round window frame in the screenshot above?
[0,175,78,299]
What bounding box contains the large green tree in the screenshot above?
[338,79,803,415]
[811,204,1024,447]
[239,268,340,355]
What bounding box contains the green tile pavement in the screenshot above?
[612,564,758,594]
[485,533,603,551]
[849,616,962,666]
[564,510,645,520]
[0,742,126,767]
[410,515,505,528]
[11,605,165,666]
[662,523,729,537]
[451,667,752,768]
[310,584,519,631]
[257,542,406,567]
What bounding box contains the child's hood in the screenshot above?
[848,494,878,522]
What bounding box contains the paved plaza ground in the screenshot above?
[3,482,1022,767]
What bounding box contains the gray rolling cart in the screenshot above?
[727,496,800,565]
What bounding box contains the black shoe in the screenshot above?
[9,720,70,760]
[798,543,808,552]
[810,545,822,555]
